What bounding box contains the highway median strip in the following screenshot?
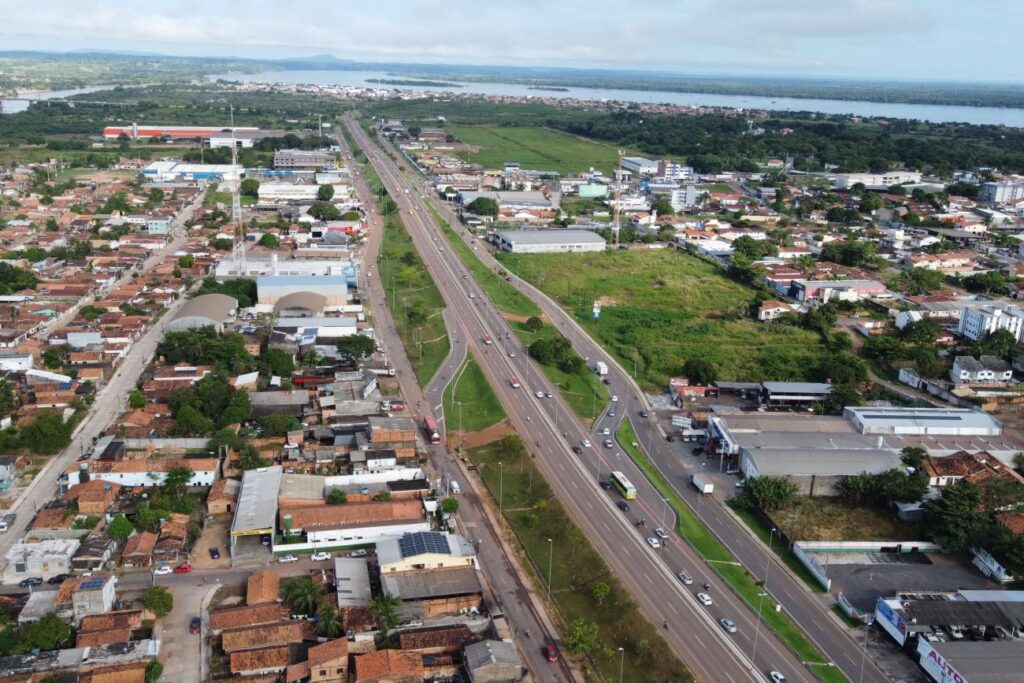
[616,420,850,683]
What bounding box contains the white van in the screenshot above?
[450,480,461,494]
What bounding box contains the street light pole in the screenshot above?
[498,462,504,513]
[660,497,670,529]
[617,646,625,683]
[751,527,777,665]
[458,401,463,455]
[547,538,554,602]
[859,618,874,683]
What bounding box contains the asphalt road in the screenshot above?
[339,135,578,682]
[380,138,890,683]
[347,118,807,683]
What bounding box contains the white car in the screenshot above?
[678,571,693,585]
[153,565,172,576]
[310,552,331,562]
[655,527,669,539]
[612,395,619,402]
[534,391,545,398]
[545,391,554,398]
[278,555,299,564]
[581,439,591,448]
[601,427,611,435]
[646,537,661,549]
[769,672,787,683]
[508,352,516,358]
[603,440,613,448]
[696,592,713,606]
[350,549,369,558]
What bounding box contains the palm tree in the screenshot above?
[316,602,344,638]
[368,594,401,632]
[281,577,322,615]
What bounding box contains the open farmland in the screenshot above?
[449,124,625,175]
[498,249,826,389]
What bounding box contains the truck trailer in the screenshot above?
[691,474,713,494]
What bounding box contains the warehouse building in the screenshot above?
[492,230,606,254]
[104,124,259,141]
[273,150,336,170]
[256,275,351,309]
[166,294,238,333]
[844,407,1002,437]
[457,190,556,211]
[621,156,659,175]
[739,448,900,496]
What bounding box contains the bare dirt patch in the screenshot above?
[448,420,513,450]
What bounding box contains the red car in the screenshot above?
[173,563,192,574]
[545,644,558,662]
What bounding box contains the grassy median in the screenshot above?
[442,351,507,434]
[616,421,849,683]
[469,436,692,683]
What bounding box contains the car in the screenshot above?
[696,592,713,606]
[311,552,331,561]
[603,440,613,448]
[599,480,612,490]
[678,571,693,585]
[646,537,661,549]
[617,501,630,512]
[174,563,192,574]
[534,391,545,398]
[18,577,43,587]
[154,565,173,576]
[208,547,220,560]
[608,410,615,417]
[581,439,591,448]
[719,618,738,634]
[735,480,745,489]
[545,391,554,398]
[190,617,202,634]
[601,427,611,435]
[350,549,369,558]
[612,395,619,402]
[278,555,299,564]
[508,351,516,358]
[693,446,705,456]
[769,672,787,683]
[572,446,583,454]
[468,293,476,299]
[666,435,676,442]
[655,527,669,539]
[639,409,649,417]
[602,378,612,385]
[462,275,469,279]
[545,643,559,662]
[47,574,69,585]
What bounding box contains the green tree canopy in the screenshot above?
[128,390,147,409]
[240,178,260,197]
[335,334,376,364]
[317,184,335,201]
[281,577,322,615]
[107,514,134,541]
[257,233,280,248]
[259,414,301,437]
[327,488,348,505]
[563,618,599,654]
[465,197,499,217]
[923,482,987,552]
[143,587,174,618]
[681,358,717,386]
[308,203,342,221]
[743,476,799,511]
[19,411,72,455]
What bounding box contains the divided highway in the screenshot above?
[346,117,818,683]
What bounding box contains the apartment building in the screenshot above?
[958,303,1024,343]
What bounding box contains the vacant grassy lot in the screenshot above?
[773,498,923,543]
[499,249,826,390]
[443,352,506,433]
[449,125,625,175]
[470,437,692,683]
[616,422,848,683]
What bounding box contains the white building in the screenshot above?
[834,171,923,190]
[492,230,606,254]
[980,181,1024,205]
[621,156,658,175]
[3,540,80,582]
[958,303,1024,343]
[844,406,1003,437]
[61,458,220,488]
[669,186,703,212]
[658,160,693,180]
[257,183,321,202]
[950,356,1014,385]
[0,352,33,372]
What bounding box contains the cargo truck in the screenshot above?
[691,474,713,494]
[594,361,608,376]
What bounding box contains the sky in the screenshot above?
[1,0,1021,83]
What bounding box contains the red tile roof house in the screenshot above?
[353,649,424,683]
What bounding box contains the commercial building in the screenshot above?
[230,466,282,559]
[739,448,900,496]
[141,161,240,182]
[457,190,556,211]
[166,293,238,333]
[257,183,322,202]
[791,279,889,304]
[833,171,923,190]
[621,156,659,175]
[958,303,1024,343]
[334,557,373,608]
[256,275,351,308]
[464,640,523,683]
[658,159,693,180]
[845,407,1003,437]
[281,499,430,546]
[103,124,258,141]
[273,150,336,170]
[492,230,606,254]
[61,459,220,488]
[380,566,483,618]
[377,532,477,574]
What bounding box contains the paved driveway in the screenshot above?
[153,582,214,683]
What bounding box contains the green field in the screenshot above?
[443,352,507,434]
[498,249,826,390]
[470,437,692,683]
[450,124,625,175]
[364,162,451,385]
[616,422,848,683]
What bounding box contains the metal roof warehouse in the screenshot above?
[493,229,607,254]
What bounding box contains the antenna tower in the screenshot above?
[613,150,624,248]
[229,105,246,275]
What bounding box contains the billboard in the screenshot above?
[874,598,909,646]
[917,639,967,683]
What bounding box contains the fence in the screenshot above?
[793,542,832,591]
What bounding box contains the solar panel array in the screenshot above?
[398,532,449,558]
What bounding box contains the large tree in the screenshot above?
[281,577,322,615]
[465,197,499,218]
[335,334,376,364]
[162,466,194,501]
[743,476,799,511]
[681,358,717,386]
[317,184,335,201]
[143,587,174,618]
[923,482,987,552]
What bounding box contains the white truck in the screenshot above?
[594,361,608,376]
[691,474,713,495]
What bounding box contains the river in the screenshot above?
[209,69,1024,127]
[0,86,114,114]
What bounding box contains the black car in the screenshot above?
[19,577,43,587]
[617,501,630,512]
[639,409,649,418]
[599,480,612,490]
[602,378,612,385]
[572,446,583,454]
[693,447,705,456]
[47,574,69,585]
[666,435,676,442]
[208,547,221,560]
